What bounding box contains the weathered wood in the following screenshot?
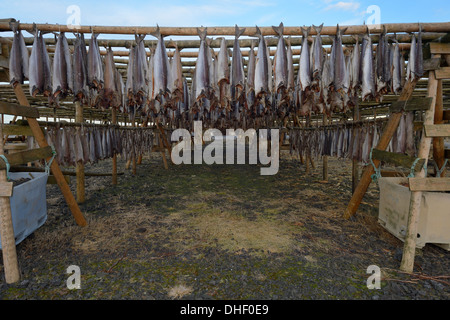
[424,124,450,137]
[0,181,13,197]
[0,101,40,118]
[408,177,450,191]
[2,124,37,136]
[423,58,442,71]
[344,78,419,219]
[111,108,117,185]
[435,66,450,79]
[0,146,53,169]
[75,101,85,204]
[389,97,433,112]
[2,21,449,36]
[371,149,425,171]
[13,84,87,227]
[429,42,450,54]
[400,69,439,273]
[433,80,446,177]
[0,123,20,284]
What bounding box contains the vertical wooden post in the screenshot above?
[343,78,419,219]
[400,70,439,273]
[13,85,87,226]
[352,99,360,193]
[75,101,85,203]
[0,122,20,284]
[111,108,117,185]
[322,114,328,181]
[305,116,311,174]
[132,116,137,175]
[432,78,446,177]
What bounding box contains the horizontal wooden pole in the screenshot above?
[2,124,37,136]
[0,146,53,169]
[0,101,40,118]
[408,177,450,191]
[1,22,450,36]
[423,58,442,71]
[424,124,450,137]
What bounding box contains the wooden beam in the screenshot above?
[423,57,442,71]
[0,122,20,284]
[2,124,37,136]
[0,101,40,118]
[433,79,446,177]
[13,84,87,227]
[389,97,433,112]
[0,181,13,197]
[371,149,425,171]
[75,101,85,203]
[435,66,450,79]
[111,108,117,185]
[344,78,419,219]
[408,177,450,191]
[429,42,450,54]
[0,146,53,169]
[400,69,439,273]
[424,124,450,137]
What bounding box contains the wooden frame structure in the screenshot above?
[0,20,449,282]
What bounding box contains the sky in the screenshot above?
[1,0,449,31]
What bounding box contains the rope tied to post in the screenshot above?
[369,148,381,183]
[408,157,422,178]
[44,145,57,175]
[433,159,448,177]
[0,154,11,181]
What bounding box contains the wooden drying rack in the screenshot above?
[344,42,450,272]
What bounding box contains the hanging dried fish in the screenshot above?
[73,33,89,103]
[52,32,73,102]
[272,22,288,97]
[9,20,29,86]
[28,24,52,97]
[87,33,104,90]
[311,24,324,91]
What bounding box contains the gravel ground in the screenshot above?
[0,150,449,301]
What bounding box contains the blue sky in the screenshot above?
[1,0,449,29]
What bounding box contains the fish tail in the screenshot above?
[197,27,208,41]
[272,22,284,37]
[235,25,246,38]
[312,23,323,35]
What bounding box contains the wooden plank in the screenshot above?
[423,58,441,71]
[424,124,450,137]
[0,101,40,118]
[13,84,87,227]
[0,146,53,169]
[430,42,450,55]
[408,177,450,191]
[435,66,450,79]
[400,69,439,273]
[2,124,35,136]
[389,97,433,112]
[0,182,13,197]
[433,80,446,177]
[371,149,425,171]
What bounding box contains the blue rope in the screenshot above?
[434,159,448,178]
[408,157,422,178]
[0,154,10,181]
[369,148,381,183]
[44,145,57,174]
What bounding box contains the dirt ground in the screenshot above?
[1,149,449,300]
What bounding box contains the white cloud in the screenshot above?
[324,1,361,12]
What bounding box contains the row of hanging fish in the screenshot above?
[9,21,424,129]
[289,112,417,164]
[38,124,153,167]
